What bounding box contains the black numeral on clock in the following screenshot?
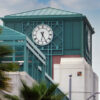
[34,38,37,40]
[48,38,51,40]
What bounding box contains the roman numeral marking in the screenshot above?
[48,38,51,40]
[34,38,37,40]
[33,34,36,36]
[49,34,52,36]
[38,26,40,29]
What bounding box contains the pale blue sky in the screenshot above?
[0,0,100,96]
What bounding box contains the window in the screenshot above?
[77,72,82,76]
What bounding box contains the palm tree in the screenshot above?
[5,81,65,100]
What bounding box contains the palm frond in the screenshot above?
[7,80,65,100]
[45,84,58,97]
[38,82,47,95]
[0,46,13,57]
[21,80,40,100]
[0,63,19,71]
[5,94,20,100]
[0,71,11,91]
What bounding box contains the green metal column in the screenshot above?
[81,21,84,57]
[12,40,15,62]
[24,41,28,72]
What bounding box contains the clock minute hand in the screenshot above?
[41,32,47,43]
[41,32,44,37]
[41,32,44,41]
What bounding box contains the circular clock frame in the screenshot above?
[88,29,91,52]
[32,24,53,46]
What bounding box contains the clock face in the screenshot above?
[32,24,53,46]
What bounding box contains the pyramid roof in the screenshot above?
[4,7,82,18]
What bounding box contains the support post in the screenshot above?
[12,41,15,62]
[69,75,72,100]
[24,42,28,72]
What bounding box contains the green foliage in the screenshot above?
[0,63,19,72]
[0,45,13,57]
[20,81,43,100]
[20,81,65,100]
[5,94,20,100]
[0,71,11,91]
[45,83,58,97]
[5,81,65,100]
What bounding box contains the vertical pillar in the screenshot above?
[12,41,15,62]
[81,21,84,57]
[24,41,28,72]
[69,75,72,100]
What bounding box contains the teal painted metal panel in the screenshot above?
[64,20,81,55]
[64,21,73,49]
[81,21,84,57]
[73,21,81,49]
[0,42,25,46]
[64,50,81,55]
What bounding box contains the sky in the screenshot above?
[0,0,100,97]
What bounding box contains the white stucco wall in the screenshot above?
[5,72,37,96]
[54,57,98,100]
[93,72,99,100]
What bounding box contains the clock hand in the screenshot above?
[41,32,47,43]
[41,32,44,37]
[41,32,44,41]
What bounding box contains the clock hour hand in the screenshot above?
[41,32,47,43]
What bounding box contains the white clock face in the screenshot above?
[32,24,53,46]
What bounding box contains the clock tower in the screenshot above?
[2,7,98,100]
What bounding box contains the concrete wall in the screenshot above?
[93,72,99,100]
[4,72,37,96]
[54,57,98,100]
[0,91,8,100]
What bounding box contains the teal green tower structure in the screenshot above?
[1,7,94,79]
